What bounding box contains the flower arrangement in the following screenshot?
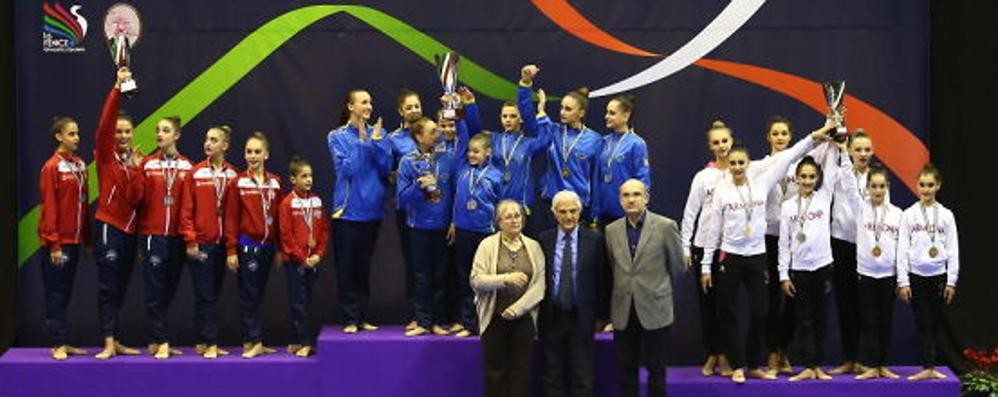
[962,348,998,395]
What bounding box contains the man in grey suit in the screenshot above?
[605,179,684,397]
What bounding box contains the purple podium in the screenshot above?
[1,326,961,397]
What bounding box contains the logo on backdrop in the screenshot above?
[42,2,88,53]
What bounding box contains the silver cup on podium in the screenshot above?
[822,80,848,140]
[103,3,142,96]
[435,51,461,120]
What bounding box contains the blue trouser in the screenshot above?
[95,222,135,339]
[41,244,80,346]
[409,227,447,328]
[141,235,185,344]
[454,228,488,333]
[285,262,318,345]
[188,243,226,345]
[332,219,381,325]
[237,243,275,343]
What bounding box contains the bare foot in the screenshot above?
[748,368,777,380]
[731,369,746,384]
[855,368,880,380]
[789,368,816,382]
[51,346,68,360]
[64,345,88,355]
[828,362,855,375]
[405,326,429,337]
[447,324,464,333]
[241,342,264,359]
[360,322,379,331]
[405,321,417,331]
[431,325,450,336]
[287,344,302,355]
[295,346,312,358]
[702,355,718,376]
[154,343,170,360]
[880,367,900,379]
[115,341,140,355]
[454,330,472,338]
[814,368,833,380]
[203,345,221,359]
[343,324,358,334]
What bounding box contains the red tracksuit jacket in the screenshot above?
[38,150,91,252]
[131,151,193,237]
[179,160,238,248]
[224,170,283,256]
[278,190,329,264]
[93,88,139,233]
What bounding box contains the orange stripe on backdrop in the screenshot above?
[530,0,661,58]
[694,59,928,193]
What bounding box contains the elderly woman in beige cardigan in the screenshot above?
[471,199,546,397]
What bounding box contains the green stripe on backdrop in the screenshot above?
[18,5,528,266]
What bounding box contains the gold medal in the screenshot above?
[928,246,939,258]
[743,225,752,237]
[796,232,806,243]
[872,245,882,257]
[561,167,570,178]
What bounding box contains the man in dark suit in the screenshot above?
[538,190,609,397]
[605,179,684,397]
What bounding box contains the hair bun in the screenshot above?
[575,87,590,98]
[711,120,726,128]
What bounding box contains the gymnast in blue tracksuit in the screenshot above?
[594,95,651,225]
[449,131,501,336]
[518,65,601,226]
[463,86,551,237]
[397,116,460,336]
[327,89,392,333]
[389,89,421,327]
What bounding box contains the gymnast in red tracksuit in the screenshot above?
[278,156,329,358]
[38,116,91,360]
[179,125,238,359]
[130,115,193,359]
[93,67,143,360]
[224,131,284,359]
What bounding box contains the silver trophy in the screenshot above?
[822,80,847,139]
[104,3,142,95]
[435,51,461,120]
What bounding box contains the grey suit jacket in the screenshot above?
[605,211,684,331]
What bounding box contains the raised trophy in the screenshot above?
[104,3,142,95]
[435,51,461,120]
[822,80,847,140]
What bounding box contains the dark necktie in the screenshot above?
[558,233,574,308]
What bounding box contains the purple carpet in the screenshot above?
[1,327,960,397]
[0,347,318,397]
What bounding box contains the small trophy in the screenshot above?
[104,3,142,96]
[822,80,847,140]
[435,51,461,120]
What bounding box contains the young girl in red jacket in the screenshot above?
[279,156,328,357]
[131,116,193,359]
[225,132,284,358]
[93,67,143,360]
[179,125,238,359]
[38,116,90,360]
